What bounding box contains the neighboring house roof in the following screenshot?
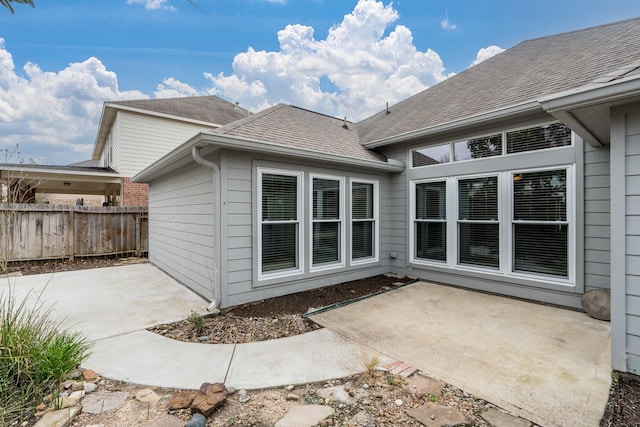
[357,17,640,147]
[212,104,387,163]
[93,95,251,160]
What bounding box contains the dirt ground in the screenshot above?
[7,257,640,426]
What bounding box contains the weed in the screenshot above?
[186,311,204,334]
[0,289,91,425]
[360,353,380,382]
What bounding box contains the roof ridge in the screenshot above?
[214,103,288,134]
[518,16,640,45]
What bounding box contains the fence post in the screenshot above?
[135,213,141,258]
[67,208,74,261]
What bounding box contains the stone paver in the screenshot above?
[404,374,445,398]
[274,405,335,427]
[34,406,82,427]
[141,414,184,427]
[406,402,470,427]
[481,408,532,427]
[81,391,129,414]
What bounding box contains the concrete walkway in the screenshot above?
[310,281,611,427]
[0,263,390,390]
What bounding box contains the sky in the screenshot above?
[1,0,640,165]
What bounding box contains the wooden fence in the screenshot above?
[0,204,148,262]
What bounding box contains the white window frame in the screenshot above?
[257,168,304,280]
[350,179,379,265]
[410,178,448,264]
[409,167,574,286]
[310,174,346,272]
[507,165,574,284]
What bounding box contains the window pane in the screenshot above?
[262,223,297,272]
[514,224,568,277]
[313,178,340,220]
[412,143,451,167]
[416,181,446,220]
[458,223,499,268]
[514,170,566,221]
[416,222,446,261]
[352,221,374,259]
[454,134,502,161]
[352,182,373,219]
[458,176,498,221]
[313,222,339,265]
[506,123,571,154]
[262,174,297,221]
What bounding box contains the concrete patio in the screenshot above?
[310,281,612,427]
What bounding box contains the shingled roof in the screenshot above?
[357,17,640,146]
[212,104,387,163]
[107,95,250,125]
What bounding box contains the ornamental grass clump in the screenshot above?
[0,289,91,425]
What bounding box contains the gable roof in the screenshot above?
[93,95,251,160]
[212,104,387,163]
[357,17,640,147]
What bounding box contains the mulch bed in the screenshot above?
[600,372,640,426]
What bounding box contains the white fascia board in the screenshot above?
[539,74,640,112]
[133,132,405,183]
[363,101,542,149]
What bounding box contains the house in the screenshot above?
[92,95,250,205]
[131,18,640,375]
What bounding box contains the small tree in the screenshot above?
[0,0,34,14]
[1,144,40,273]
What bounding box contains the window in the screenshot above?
[259,170,302,276]
[512,169,568,277]
[312,176,344,268]
[414,181,446,261]
[351,181,377,261]
[411,122,572,168]
[458,176,500,269]
[506,123,571,154]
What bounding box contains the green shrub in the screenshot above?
[0,289,91,425]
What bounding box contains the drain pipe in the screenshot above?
[192,146,221,313]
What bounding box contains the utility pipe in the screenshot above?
[192,146,221,313]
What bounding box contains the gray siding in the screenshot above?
[625,107,640,374]
[220,150,390,307]
[583,143,611,292]
[380,145,408,269]
[148,163,216,301]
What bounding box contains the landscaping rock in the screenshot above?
[84,382,98,393]
[404,374,445,398]
[82,391,129,414]
[185,413,206,427]
[82,369,99,382]
[582,289,611,321]
[406,402,470,427]
[135,388,161,405]
[34,406,82,427]
[275,405,335,427]
[191,382,228,416]
[317,385,367,405]
[480,408,532,427]
[168,391,197,410]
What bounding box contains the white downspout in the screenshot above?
[192,146,221,313]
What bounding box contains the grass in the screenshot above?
[0,288,91,425]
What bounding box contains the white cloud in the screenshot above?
[469,45,505,67]
[206,0,451,121]
[440,10,457,30]
[0,38,146,164]
[126,0,175,11]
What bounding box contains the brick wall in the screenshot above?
[121,177,149,206]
